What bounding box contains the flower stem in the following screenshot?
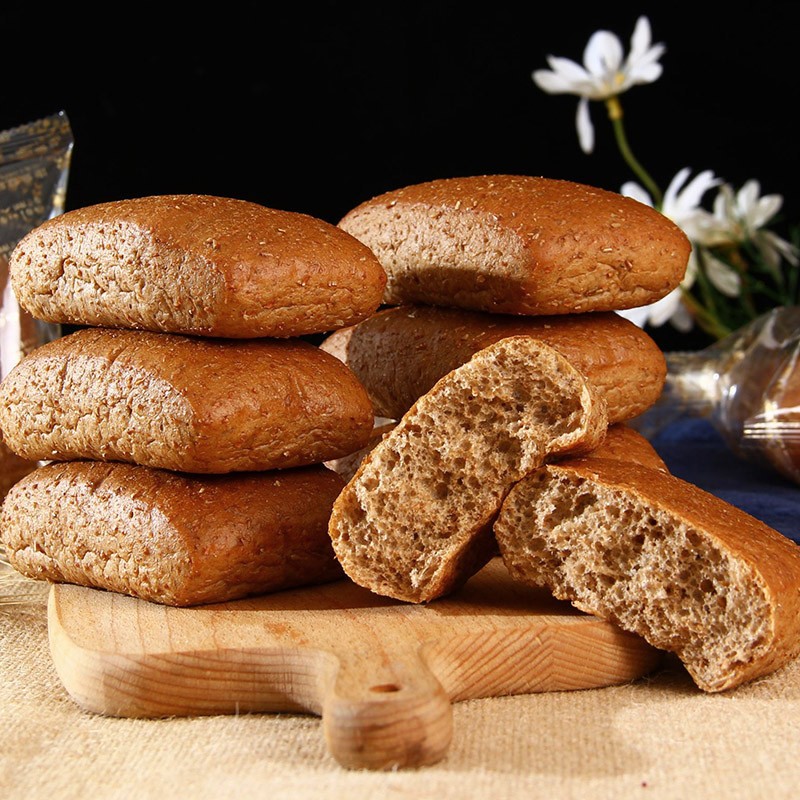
[606,96,663,208]
[680,288,732,340]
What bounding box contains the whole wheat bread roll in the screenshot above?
[0,327,375,473]
[337,174,690,315]
[9,194,387,338]
[0,461,346,606]
[493,455,800,692]
[328,336,608,603]
[320,306,665,424]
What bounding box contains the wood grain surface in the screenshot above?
[48,557,662,770]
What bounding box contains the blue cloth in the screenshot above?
[651,418,800,544]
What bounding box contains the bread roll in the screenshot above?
[9,194,387,338]
[0,461,346,606]
[493,455,800,692]
[320,306,665,424]
[337,174,690,315]
[328,336,608,603]
[0,327,375,473]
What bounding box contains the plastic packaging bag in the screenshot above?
[0,111,74,496]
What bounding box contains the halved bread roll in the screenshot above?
[328,336,608,603]
[494,453,800,692]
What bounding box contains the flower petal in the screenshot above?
[620,181,653,206]
[532,69,573,94]
[704,254,742,297]
[749,194,783,230]
[584,30,624,80]
[757,230,800,271]
[668,169,720,216]
[625,17,665,86]
[627,59,664,85]
[669,301,696,332]
[661,167,692,211]
[618,288,686,330]
[763,230,800,267]
[615,305,652,328]
[628,16,654,60]
[735,180,761,216]
[576,97,594,154]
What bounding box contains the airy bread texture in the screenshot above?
[9,194,387,338]
[328,422,665,488]
[321,306,665,424]
[328,336,609,603]
[337,174,690,315]
[0,461,346,606]
[0,327,375,473]
[494,455,800,692]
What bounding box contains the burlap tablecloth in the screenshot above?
[2,564,799,800]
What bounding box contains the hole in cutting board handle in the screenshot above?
[370,683,401,693]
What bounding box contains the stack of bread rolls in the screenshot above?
[0,194,387,606]
[321,174,800,692]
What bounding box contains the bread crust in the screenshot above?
[9,194,387,338]
[320,306,666,424]
[0,327,375,473]
[0,461,346,605]
[328,336,608,603]
[551,423,668,472]
[338,174,690,315]
[494,456,800,692]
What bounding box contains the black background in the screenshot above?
[2,2,798,348]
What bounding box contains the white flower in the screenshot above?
[702,181,799,276]
[623,167,720,241]
[619,287,695,332]
[617,168,742,330]
[532,16,665,153]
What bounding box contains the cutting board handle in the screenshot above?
[320,646,453,770]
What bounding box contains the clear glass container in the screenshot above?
[632,306,800,486]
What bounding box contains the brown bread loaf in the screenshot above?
[337,174,690,315]
[0,461,346,606]
[493,453,800,692]
[320,306,665,424]
[9,194,387,338]
[0,327,375,473]
[328,336,609,604]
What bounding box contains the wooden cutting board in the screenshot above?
[48,557,661,770]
